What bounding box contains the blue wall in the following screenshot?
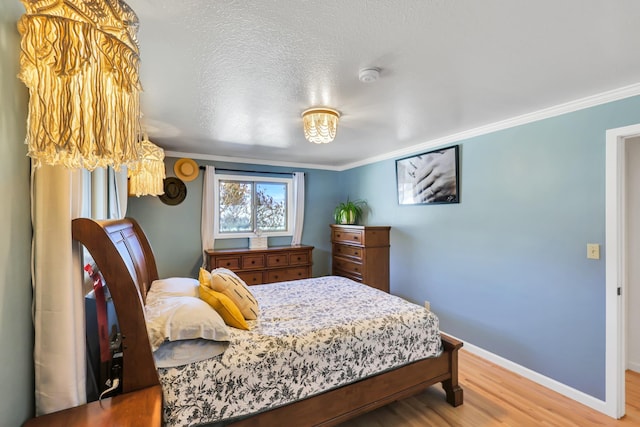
[127,159,342,279]
[127,95,640,401]
[0,1,35,424]
[340,95,640,400]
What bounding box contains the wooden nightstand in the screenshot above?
[330,224,390,292]
[23,385,162,427]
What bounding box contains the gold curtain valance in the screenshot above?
[18,0,143,170]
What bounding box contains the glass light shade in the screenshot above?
[302,108,340,144]
[17,0,142,171]
[128,137,166,197]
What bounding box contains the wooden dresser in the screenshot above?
[330,224,390,292]
[205,245,313,285]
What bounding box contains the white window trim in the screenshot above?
[213,173,294,239]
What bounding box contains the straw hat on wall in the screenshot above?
[174,158,199,182]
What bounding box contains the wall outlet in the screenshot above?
[424,300,430,311]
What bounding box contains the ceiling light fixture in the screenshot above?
[17,0,142,170]
[302,108,340,144]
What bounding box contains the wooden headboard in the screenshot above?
[72,217,160,393]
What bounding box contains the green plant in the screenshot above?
[334,198,367,224]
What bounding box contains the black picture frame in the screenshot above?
[395,145,459,205]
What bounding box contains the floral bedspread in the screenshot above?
[158,276,442,426]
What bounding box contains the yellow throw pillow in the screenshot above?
[198,267,212,287]
[210,271,259,320]
[199,284,249,330]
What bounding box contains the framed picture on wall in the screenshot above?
[395,145,459,205]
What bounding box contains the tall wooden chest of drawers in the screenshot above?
[205,245,313,285]
[330,224,390,292]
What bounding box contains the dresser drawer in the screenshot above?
[213,256,241,270]
[333,267,362,283]
[332,257,364,276]
[332,243,363,260]
[237,271,264,286]
[242,254,265,269]
[266,267,308,283]
[332,228,363,245]
[266,253,289,267]
[289,251,310,265]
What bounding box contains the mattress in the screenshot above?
[158,275,442,426]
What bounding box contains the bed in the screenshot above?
[71,217,463,426]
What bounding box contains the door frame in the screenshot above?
[605,123,640,418]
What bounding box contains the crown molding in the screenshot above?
[163,151,343,171]
[341,82,640,171]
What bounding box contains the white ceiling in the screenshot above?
[128,0,640,170]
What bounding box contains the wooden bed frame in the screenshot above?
[71,217,463,426]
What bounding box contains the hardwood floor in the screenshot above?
[339,350,640,427]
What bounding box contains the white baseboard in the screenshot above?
[627,361,640,373]
[444,332,610,416]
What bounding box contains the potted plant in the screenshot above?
[334,198,367,225]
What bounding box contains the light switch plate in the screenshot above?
[587,243,600,260]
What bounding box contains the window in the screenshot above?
[214,174,293,238]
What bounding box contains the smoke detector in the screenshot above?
[358,67,380,83]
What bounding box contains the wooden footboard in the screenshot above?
[441,333,464,406]
[228,334,463,427]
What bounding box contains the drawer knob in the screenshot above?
[251,260,255,264]
[226,262,231,266]
[275,258,280,262]
[354,236,359,240]
[336,233,341,238]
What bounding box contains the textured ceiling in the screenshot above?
[128,0,640,169]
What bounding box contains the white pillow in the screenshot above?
[153,339,229,368]
[145,294,230,352]
[148,277,199,301]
